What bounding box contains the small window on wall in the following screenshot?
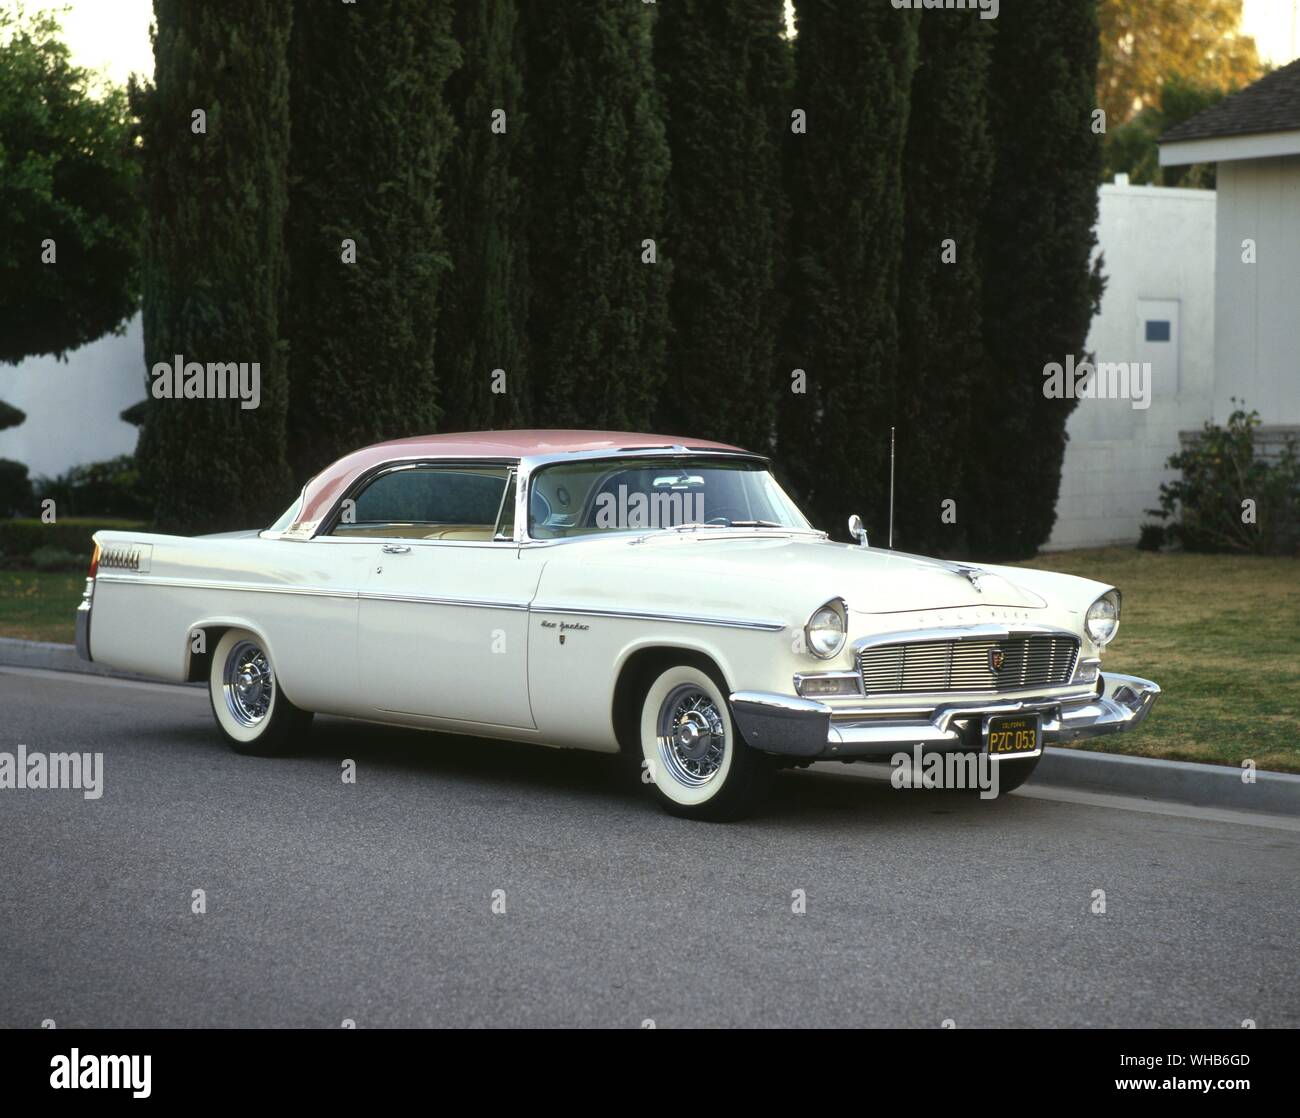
[1145,320,1172,342]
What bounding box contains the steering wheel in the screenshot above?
[703,506,748,526]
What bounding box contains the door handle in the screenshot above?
[381,544,411,554]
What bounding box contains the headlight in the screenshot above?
[804,599,847,659]
[1085,590,1121,646]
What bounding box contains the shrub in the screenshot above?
[1147,406,1300,555]
[29,545,84,572]
[32,455,151,519]
[0,517,145,567]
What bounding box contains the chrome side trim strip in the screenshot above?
[531,604,786,632]
[360,591,530,611]
[96,573,531,611]
[96,574,357,599]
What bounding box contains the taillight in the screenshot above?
[88,542,100,579]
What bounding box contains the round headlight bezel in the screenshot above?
[1085,589,1122,646]
[805,598,847,659]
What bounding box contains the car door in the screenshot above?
[339,463,540,729]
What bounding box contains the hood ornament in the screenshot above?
[953,564,986,593]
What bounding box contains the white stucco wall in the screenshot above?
[0,313,145,482]
[1046,182,1217,550]
[1212,155,1300,426]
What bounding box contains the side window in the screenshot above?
[331,466,511,541]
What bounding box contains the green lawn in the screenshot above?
[3,548,1296,772]
[1015,548,1300,773]
[0,571,86,643]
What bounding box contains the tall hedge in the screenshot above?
[435,0,527,433]
[895,10,995,555]
[519,1,670,430]
[136,0,293,532]
[284,0,460,480]
[961,0,1104,558]
[653,0,790,453]
[778,0,919,539]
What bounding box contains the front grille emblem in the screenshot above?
[988,648,1005,674]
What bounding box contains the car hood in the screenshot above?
[567,532,1047,613]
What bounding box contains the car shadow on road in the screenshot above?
[280,715,1016,828]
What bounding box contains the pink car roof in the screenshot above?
[295,429,750,528]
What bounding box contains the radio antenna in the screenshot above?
[888,426,896,550]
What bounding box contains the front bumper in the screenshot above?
[729,672,1161,760]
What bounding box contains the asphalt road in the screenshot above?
[2,666,1297,1028]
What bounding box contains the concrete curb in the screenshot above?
[1036,746,1300,818]
[3,638,1298,816]
[0,638,174,684]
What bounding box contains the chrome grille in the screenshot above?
[858,634,1079,695]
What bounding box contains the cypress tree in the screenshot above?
[284,1,460,480]
[961,0,1104,559]
[653,0,791,453]
[895,10,995,556]
[519,1,670,430]
[136,0,293,532]
[777,1,918,539]
[435,0,528,433]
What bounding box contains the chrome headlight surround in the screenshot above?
[1085,589,1121,646]
[804,598,847,659]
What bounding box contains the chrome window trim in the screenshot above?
[309,456,522,542]
[516,447,788,544]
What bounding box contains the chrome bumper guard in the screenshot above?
[729,672,1161,760]
[75,599,92,661]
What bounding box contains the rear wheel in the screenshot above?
[208,628,312,756]
[637,663,773,821]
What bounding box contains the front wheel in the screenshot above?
[637,663,773,821]
[208,628,312,756]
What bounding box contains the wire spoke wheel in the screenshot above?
[222,639,275,728]
[656,683,727,788]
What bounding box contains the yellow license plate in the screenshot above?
[985,715,1039,757]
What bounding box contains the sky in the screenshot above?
[38,0,1300,88]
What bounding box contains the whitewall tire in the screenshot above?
[637,662,772,820]
[208,628,312,756]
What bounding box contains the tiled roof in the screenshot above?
[1160,58,1300,144]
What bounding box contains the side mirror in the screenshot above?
[848,514,868,548]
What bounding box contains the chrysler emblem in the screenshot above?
[989,648,1005,673]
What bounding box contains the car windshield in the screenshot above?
[527,457,812,539]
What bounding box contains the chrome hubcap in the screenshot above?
[223,640,274,728]
[657,685,726,787]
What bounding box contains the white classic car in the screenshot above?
[76,430,1160,819]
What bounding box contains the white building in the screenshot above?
[1051,59,1300,549]
[0,314,145,482]
[1047,180,1217,550]
[1160,58,1300,431]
